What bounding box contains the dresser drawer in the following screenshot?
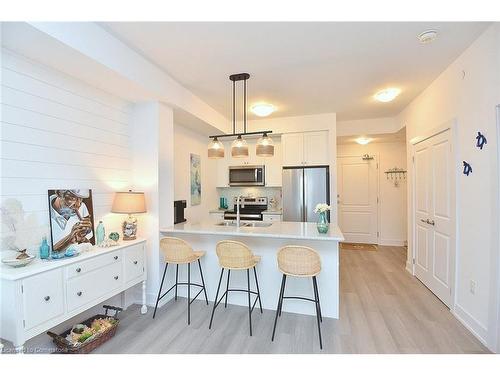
[66,262,123,312]
[23,269,64,329]
[66,249,121,279]
[124,244,145,283]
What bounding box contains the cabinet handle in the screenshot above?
[44,296,50,301]
[114,256,118,260]
[133,261,138,265]
[76,267,81,273]
[77,291,83,296]
[114,276,119,280]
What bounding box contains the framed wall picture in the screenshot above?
[48,189,95,254]
[190,154,201,206]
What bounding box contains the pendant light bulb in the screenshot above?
[256,132,275,157]
[231,135,249,158]
[208,137,225,159]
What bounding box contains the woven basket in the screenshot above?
[47,305,122,354]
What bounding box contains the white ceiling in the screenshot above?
[101,22,489,121]
[337,127,406,145]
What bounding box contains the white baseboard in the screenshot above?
[379,239,405,246]
[453,303,488,347]
[405,261,413,275]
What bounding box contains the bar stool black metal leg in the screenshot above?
[247,269,252,336]
[312,276,323,349]
[312,276,322,322]
[253,267,263,313]
[187,262,191,325]
[209,268,224,329]
[278,274,287,317]
[224,270,231,308]
[153,263,168,319]
[271,274,286,341]
[197,259,209,305]
[174,264,179,301]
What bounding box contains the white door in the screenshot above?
[337,155,378,244]
[413,130,454,307]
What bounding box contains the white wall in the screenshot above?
[0,48,132,254]
[337,141,407,246]
[397,24,500,350]
[337,116,401,137]
[173,123,217,222]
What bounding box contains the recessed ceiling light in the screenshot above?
[374,88,401,103]
[251,103,275,117]
[417,29,438,44]
[356,137,372,145]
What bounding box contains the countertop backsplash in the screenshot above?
[216,187,282,211]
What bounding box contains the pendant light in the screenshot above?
[256,132,274,157]
[208,73,273,158]
[207,137,225,158]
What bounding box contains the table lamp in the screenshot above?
[111,190,147,240]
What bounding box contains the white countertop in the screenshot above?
[161,220,344,242]
[0,239,146,281]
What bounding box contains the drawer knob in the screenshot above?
[114,256,119,260]
[76,267,81,273]
[44,296,50,301]
[77,291,83,296]
[133,261,138,265]
[114,276,119,280]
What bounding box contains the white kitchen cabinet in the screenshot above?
[210,212,225,221]
[262,213,282,222]
[282,131,329,166]
[0,240,147,351]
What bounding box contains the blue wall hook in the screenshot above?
[476,132,487,150]
[463,161,472,176]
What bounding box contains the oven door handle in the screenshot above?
[224,213,262,219]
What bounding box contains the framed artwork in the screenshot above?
[190,154,201,206]
[48,189,95,253]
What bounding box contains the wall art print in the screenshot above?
[48,189,95,253]
[190,154,201,206]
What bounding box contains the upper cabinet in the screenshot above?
[282,131,329,167]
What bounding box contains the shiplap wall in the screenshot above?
[0,48,132,253]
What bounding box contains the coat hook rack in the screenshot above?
[384,167,407,187]
[362,154,374,160]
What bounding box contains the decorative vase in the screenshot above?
[39,236,50,259]
[96,221,105,245]
[317,211,329,234]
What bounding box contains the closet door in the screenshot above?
[413,130,454,307]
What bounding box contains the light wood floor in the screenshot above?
[18,246,489,353]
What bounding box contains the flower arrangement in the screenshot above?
[314,203,331,214]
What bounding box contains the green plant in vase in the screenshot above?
[314,203,331,234]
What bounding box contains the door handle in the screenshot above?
[427,219,435,226]
[420,219,427,223]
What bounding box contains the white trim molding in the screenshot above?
[453,303,489,347]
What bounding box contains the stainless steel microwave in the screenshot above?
[228,165,265,186]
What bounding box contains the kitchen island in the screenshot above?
[160,221,344,318]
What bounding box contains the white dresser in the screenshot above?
[0,239,147,351]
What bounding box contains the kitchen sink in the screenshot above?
[214,221,273,228]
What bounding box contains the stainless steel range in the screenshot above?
[224,197,268,221]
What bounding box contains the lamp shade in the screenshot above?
[256,133,275,157]
[231,135,249,158]
[208,137,225,158]
[111,191,147,214]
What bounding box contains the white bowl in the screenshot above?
[2,254,36,268]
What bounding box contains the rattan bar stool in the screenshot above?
[153,237,209,325]
[209,240,263,336]
[271,245,323,349]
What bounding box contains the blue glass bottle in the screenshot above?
[96,221,106,245]
[316,212,329,234]
[39,236,50,259]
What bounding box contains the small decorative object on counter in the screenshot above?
[39,236,50,259]
[314,203,331,234]
[65,245,79,257]
[98,239,119,248]
[2,250,36,268]
[96,221,105,245]
[109,232,120,242]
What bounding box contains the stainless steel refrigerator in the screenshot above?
[282,166,330,222]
